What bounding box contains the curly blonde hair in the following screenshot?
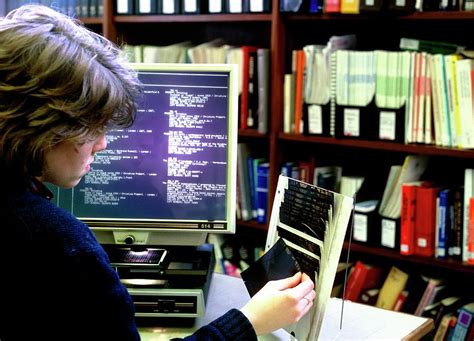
[0,5,140,176]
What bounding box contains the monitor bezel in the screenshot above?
[56,63,239,246]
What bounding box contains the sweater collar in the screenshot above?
[29,177,54,200]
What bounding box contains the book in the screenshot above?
[468,197,474,265]
[393,290,409,311]
[436,188,453,259]
[256,162,270,224]
[240,46,259,130]
[136,0,159,14]
[161,0,180,14]
[376,266,409,310]
[414,277,445,316]
[414,185,441,257]
[340,0,360,13]
[182,0,205,13]
[400,182,424,255]
[116,0,134,14]
[450,302,474,340]
[450,186,463,259]
[242,175,354,340]
[463,168,474,262]
[399,37,466,55]
[344,261,384,302]
[208,0,227,13]
[256,48,270,134]
[283,73,296,133]
[433,296,472,329]
[249,0,271,12]
[236,143,252,221]
[434,313,457,341]
[293,49,306,134]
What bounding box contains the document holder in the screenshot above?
[387,0,416,11]
[335,100,378,140]
[376,105,405,143]
[353,200,382,247]
[379,215,400,251]
[359,0,386,12]
[303,103,331,136]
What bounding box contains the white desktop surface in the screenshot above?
[139,273,433,340]
[139,273,286,341]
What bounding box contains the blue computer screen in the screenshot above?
[50,64,238,235]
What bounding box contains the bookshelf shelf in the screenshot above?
[236,219,268,231]
[114,14,272,24]
[77,0,474,309]
[79,17,103,25]
[345,242,474,275]
[278,133,474,159]
[239,130,268,139]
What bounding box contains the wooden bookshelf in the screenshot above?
[279,133,474,159]
[114,13,272,23]
[344,241,474,276]
[79,16,103,24]
[80,0,474,300]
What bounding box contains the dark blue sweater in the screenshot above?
[0,175,257,340]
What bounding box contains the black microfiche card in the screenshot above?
[240,238,301,297]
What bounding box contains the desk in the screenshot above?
[139,273,433,340]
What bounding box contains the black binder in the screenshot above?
[162,0,180,13]
[135,0,160,14]
[115,0,135,14]
[182,0,205,13]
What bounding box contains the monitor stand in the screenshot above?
[103,243,215,322]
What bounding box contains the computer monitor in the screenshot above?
[48,63,238,247]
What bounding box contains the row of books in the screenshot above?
[341,260,474,340]
[280,0,473,13]
[285,36,474,149]
[399,168,474,264]
[365,161,474,264]
[4,0,83,16]
[116,0,271,15]
[236,143,269,224]
[281,153,474,263]
[2,0,271,17]
[123,42,270,133]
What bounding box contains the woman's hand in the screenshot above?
[240,272,315,335]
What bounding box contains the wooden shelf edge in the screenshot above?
[79,17,103,24]
[238,129,269,139]
[236,219,268,231]
[278,133,474,158]
[114,13,272,23]
[344,241,474,275]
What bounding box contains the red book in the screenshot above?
[293,50,305,134]
[344,261,384,302]
[324,0,341,12]
[468,197,474,265]
[400,181,430,255]
[414,186,441,257]
[393,290,409,311]
[400,183,418,255]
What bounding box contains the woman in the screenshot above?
[0,5,315,340]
